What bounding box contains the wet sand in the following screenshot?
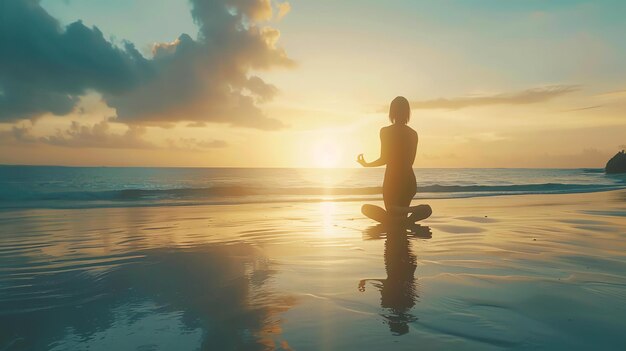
[1,190,626,350]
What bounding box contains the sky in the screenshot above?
[1,0,625,168]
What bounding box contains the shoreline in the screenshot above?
[2,188,625,212]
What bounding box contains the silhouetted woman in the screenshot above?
[357,96,430,221]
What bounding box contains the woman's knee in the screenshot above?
[418,204,432,216]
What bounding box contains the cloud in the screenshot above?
[405,85,580,110]
[40,121,155,149]
[167,137,229,151]
[245,76,279,103]
[0,0,292,130]
[0,0,150,120]
[0,121,155,149]
[0,121,154,149]
[0,120,229,151]
[0,125,39,144]
[595,89,626,100]
[561,105,603,112]
[276,2,292,20]
[187,122,207,128]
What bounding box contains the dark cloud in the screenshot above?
[0,0,291,130]
[0,0,150,120]
[404,85,580,110]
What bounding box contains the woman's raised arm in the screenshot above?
[357,129,388,167]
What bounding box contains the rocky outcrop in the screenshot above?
[605,150,626,174]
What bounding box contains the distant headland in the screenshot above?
[605,150,626,174]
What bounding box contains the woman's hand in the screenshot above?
[356,154,368,167]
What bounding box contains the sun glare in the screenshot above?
[311,140,342,168]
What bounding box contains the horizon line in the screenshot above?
[0,164,605,170]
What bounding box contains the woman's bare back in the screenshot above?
[381,125,417,214]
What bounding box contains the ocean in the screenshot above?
[1,166,624,209]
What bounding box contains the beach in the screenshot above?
[1,189,625,350]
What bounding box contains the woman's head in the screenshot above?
[389,96,410,124]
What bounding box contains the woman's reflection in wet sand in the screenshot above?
[359,225,431,335]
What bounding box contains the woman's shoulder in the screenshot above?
[403,126,418,142]
[380,125,416,134]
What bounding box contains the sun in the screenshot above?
[311,139,342,168]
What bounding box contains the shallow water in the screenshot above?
[1,191,626,350]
